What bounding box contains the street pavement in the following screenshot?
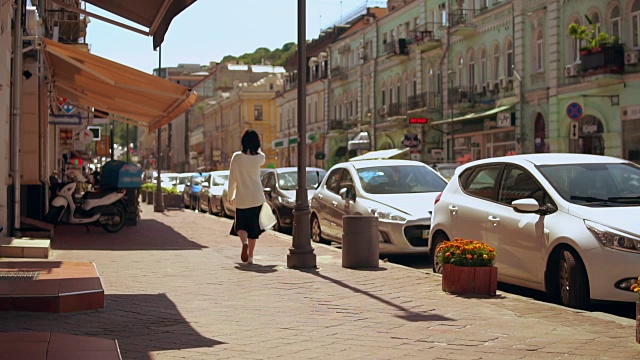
[0,204,639,359]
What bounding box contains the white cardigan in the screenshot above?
[227,151,266,209]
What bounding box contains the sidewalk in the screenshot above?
[0,204,638,360]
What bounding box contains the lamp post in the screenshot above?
[288,0,316,269]
[448,70,456,163]
[287,118,292,167]
[154,45,165,213]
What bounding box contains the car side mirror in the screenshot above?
[339,187,355,201]
[512,198,540,214]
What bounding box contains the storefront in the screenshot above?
[621,105,640,164]
[431,105,516,164]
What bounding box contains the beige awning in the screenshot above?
[430,105,513,126]
[42,38,197,132]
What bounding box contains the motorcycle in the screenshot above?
[45,170,127,233]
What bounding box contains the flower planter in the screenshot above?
[163,194,183,209]
[140,190,147,203]
[636,302,640,344]
[442,264,497,296]
[579,44,624,74]
[146,192,154,205]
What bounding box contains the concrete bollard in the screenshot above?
[342,215,379,269]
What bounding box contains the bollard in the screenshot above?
[342,215,379,269]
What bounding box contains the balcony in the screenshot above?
[408,28,442,53]
[383,39,410,57]
[448,9,476,37]
[328,119,347,131]
[408,92,441,112]
[580,45,625,81]
[387,102,406,117]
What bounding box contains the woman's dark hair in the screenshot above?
[241,130,261,155]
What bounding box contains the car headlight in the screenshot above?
[585,220,640,253]
[370,208,407,223]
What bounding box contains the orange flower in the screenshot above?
[466,254,473,260]
[445,252,451,258]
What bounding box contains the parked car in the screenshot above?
[175,173,195,194]
[261,167,327,232]
[428,153,640,309]
[431,163,460,181]
[182,172,209,210]
[220,168,270,218]
[310,159,447,255]
[157,172,179,190]
[198,170,230,215]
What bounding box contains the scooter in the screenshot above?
[45,170,127,233]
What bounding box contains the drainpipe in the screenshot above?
[11,0,25,234]
[38,0,48,214]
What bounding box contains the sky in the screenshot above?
[84,0,386,73]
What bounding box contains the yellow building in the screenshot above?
[203,75,284,169]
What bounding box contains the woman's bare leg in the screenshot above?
[248,239,257,259]
[238,230,249,262]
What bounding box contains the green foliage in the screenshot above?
[162,187,180,195]
[568,17,617,51]
[113,121,137,151]
[141,183,156,191]
[220,43,297,66]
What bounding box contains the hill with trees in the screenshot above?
[220,42,297,66]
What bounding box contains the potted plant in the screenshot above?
[631,277,640,343]
[567,22,592,55]
[437,238,497,296]
[162,186,183,209]
[142,183,156,205]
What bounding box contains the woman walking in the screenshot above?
[228,130,266,264]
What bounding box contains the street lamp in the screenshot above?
[288,0,316,269]
[287,118,292,167]
[154,45,165,213]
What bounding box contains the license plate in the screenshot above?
[422,230,430,239]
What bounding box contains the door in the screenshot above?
[333,169,357,237]
[489,165,547,284]
[452,165,503,242]
[315,168,344,240]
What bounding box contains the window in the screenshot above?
[437,70,442,94]
[325,169,343,194]
[389,87,394,104]
[314,100,318,123]
[254,104,263,121]
[458,57,464,87]
[493,46,500,80]
[536,31,544,72]
[468,52,475,87]
[396,84,401,104]
[590,12,601,35]
[610,6,621,41]
[506,40,514,78]
[570,19,581,61]
[633,1,640,48]
[498,166,545,206]
[382,89,386,106]
[461,165,502,200]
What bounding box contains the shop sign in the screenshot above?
[49,114,81,125]
[409,117,428,124]
[496,112,511,128]
[583,124,598,135]
[621,105,640,120]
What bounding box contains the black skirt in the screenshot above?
[229,205,264,239]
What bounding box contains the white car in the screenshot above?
[310,159,448,255]
[157,172,179,190]
[428,153,640,309]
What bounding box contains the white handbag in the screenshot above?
[259,202,277,230]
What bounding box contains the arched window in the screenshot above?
[568,18,581,62]
[468,50,476,88]
[610,6,621,41]
[458,56,464,87]
[589,11,601,35]
[493,45,500,81]
[480,49,487,85]
[536,30,544,72]
[632,1,640,48]
[506,40,514,78]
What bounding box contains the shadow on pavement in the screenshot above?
[51,219,207,251]
[234,264,279,274]
[0,293,224,359]
[298,269,453,323]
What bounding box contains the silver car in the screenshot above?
[310,159,448,255]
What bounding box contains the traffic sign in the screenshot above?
[566,102,582,121]
[570,122,579,139]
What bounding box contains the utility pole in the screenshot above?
[154,46,165,213]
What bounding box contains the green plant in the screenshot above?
[141,183,156,191]
[163,187,180,195]
[568,15,617,52]
[437,238,496,267]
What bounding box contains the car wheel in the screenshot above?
[311,215,327,244]
[431,232,449,274]
[556,249,590,310]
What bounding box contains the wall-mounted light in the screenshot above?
[22,70,32,80]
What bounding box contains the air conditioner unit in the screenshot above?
[487,81,494,91]
[378,105,387,116]
[498,77,506,89]
[364,16,374,24]
[475,83,484,94]
[625,51,640,65]
[358,48,365,59]
[565,63,579,77]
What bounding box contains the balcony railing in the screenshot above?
[407,26,442,52]
[447,9,477,36]
[387,102,406,117]
[580,45,625,75]
[408,92,441,111]
[383,39,410,56]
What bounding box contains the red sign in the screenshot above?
[409,118,428,124]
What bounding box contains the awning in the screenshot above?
[430,105,513,126]
[42,39,197,132]
[50,0,198,49]
[349,148,410,161]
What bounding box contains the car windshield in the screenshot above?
[211,175,228,186]
[178,176,191,185]
[278,170,327,190]
[161,175,178,183]
[538,162,640,206]
[357,165,447,194]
